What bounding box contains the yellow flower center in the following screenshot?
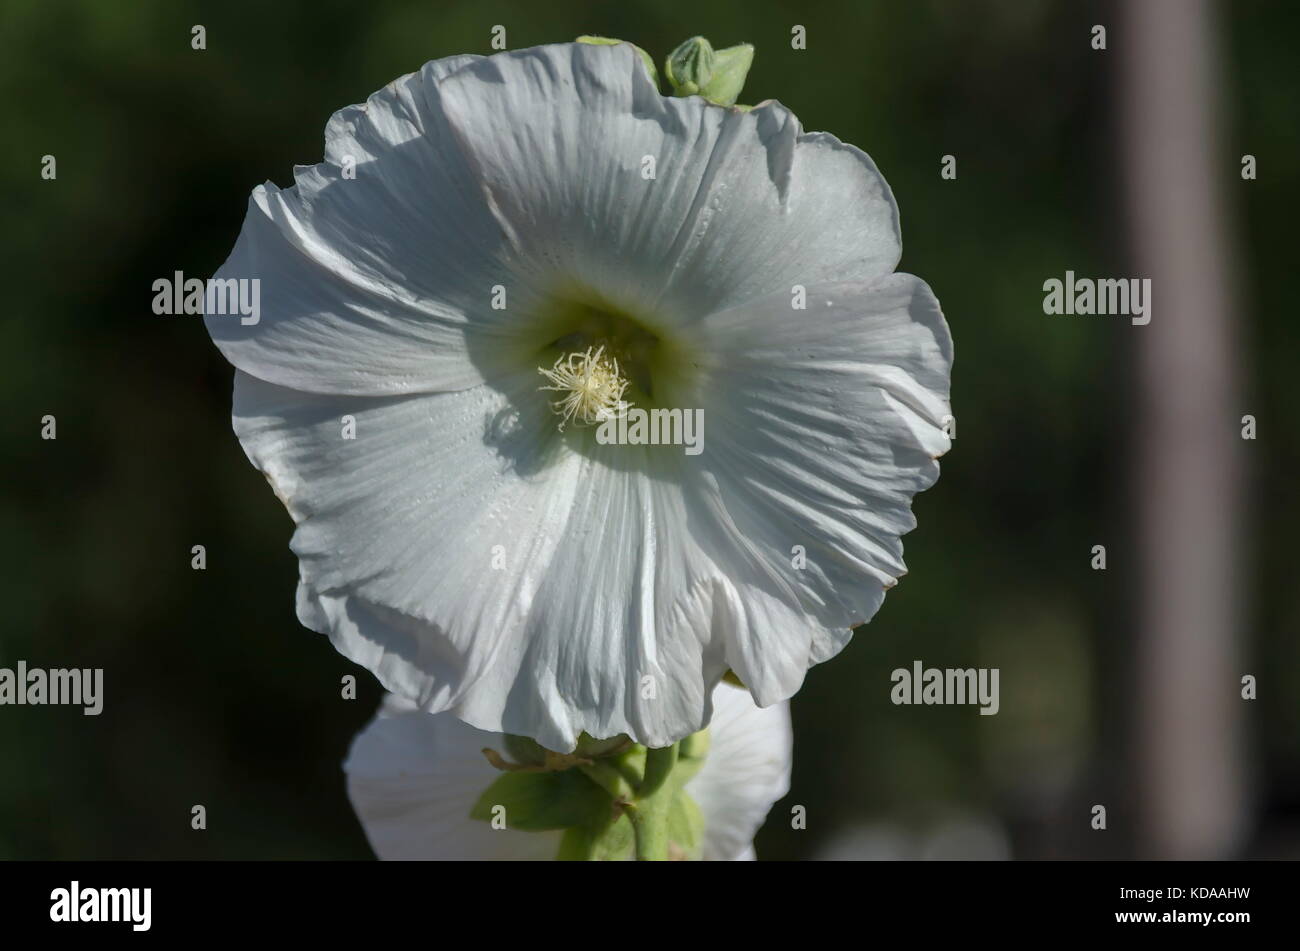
[537,344,633,430]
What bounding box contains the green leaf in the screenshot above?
[469,768,611,831]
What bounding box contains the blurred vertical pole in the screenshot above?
[1120,0,1247,858]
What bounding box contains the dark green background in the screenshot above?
[1,0,1295,859]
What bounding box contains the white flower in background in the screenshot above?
[208,41,952,752]
[344,683,792,860]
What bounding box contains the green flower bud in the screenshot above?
[699,43,754,106]
[663,37,756,106]
[577,35,659,88]
[664,35,715,97]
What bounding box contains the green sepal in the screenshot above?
[699,43,754,106]
[574,732,633,759]
[504,733,548,767]
[668,787,705,860]
[555,808,636,861]
[469,768,610,831]
[590,811,636,860]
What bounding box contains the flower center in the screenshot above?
[538,343,632,430]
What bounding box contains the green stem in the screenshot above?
[624,796,671,861]
[638,744,678,800]
[624,743,679,860]
[577,761,633,801]
[610,747,646,788]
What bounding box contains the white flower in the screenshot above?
[343,683,792,860]
[207,42,952,752]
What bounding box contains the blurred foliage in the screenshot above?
[0,0,1295,859]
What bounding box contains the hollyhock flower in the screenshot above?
[343,682,792,860]
[207,41,952,752]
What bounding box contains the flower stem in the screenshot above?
[577,761,633,801]
[623,796,670,860]
[623,743,679,860]
[638,744,678,800]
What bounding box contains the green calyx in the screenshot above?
[472,730,708,860]
[575,33,756,108]
[664,35,714,96]
[664,35,755,106]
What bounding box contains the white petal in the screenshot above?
[681,273,953,704]
[207,54,531,396]
[216,42,950,752]
[687,684,793,860]
[433,43,900,327]
[235,365,723,750]
[233,275,948,747]
[233,366,578,720]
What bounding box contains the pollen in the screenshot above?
[537,345,632,430]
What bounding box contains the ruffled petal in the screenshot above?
[215,42,951,752]
[432,42,900,329]
[232,269,949,746]
[234,366,726,750]
[207,54,532,396]
[679,273,952,704]
[233,366,580,721]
